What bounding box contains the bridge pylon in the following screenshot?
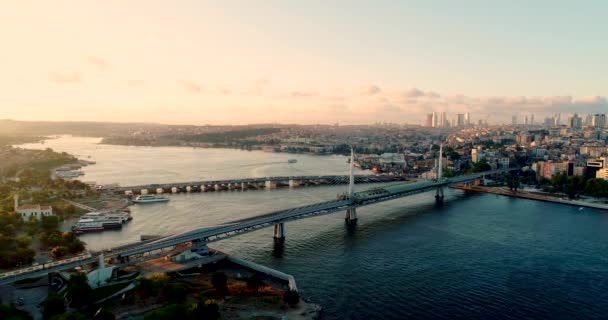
[345,207,357,224]
[345,147,358,224]
[273,223,285,240]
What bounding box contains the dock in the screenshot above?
[451,185,608,211]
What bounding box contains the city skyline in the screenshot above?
[1,1,607,125]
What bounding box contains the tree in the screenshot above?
[144,304,189,320]
[15,235,32,248]
[13,248,35,265]
[135,277,155,304]
[50,312,89,320]
[471,159,491,173]
[246,273,264,292]
[51,246,68,259]
[585,179,608,198]
[210,272,227,296]
[42,216,59,231]
[191,300,221,320]
[283,289,300,306]
[42,293,65,320]
[66,273,92,308]
[0,303,32,320]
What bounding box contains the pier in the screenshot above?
[450,185,608,210]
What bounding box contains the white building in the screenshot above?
[597,168,608,180]
[16,205,54,220]
[14,195,54,220]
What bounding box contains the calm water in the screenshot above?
[19,137,608,319]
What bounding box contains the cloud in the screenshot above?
[404,88,424,98]
[127,80,146,87]
[86,56,109,69]
[217,87,231,95]
[290,91,318,98]
[178,79,203,93]
[361,85,382,95]
[49,72,82,84]
[425,91,441,99]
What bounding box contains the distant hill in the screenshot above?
[0,119,167,137]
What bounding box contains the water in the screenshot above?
[18,136,608,319]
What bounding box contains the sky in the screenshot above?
[0,0,607,125]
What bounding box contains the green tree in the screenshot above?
[585,179,608,197]
[42,293,66,320]
[144,304,190,320]
[0,303,33,320]
[246,273,264,292]
[211,272,228,296]
[13,248,35,266]
[471,159,491,173]
[42,216,59,231]
[191,300,221,320]
[50,312,89,320]
[66,273,92,308]
[15,235,32,248]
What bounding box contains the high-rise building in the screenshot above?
[465,112,471,126]
[524,115,529,126]
[568,113,583,130]
[431,111,438,128]
[512,115,517,126]
[592,114,607,129]
[425,113,434,127]
[457,114,465,127]
[530,114,534,125]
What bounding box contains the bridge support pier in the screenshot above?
[214,184,220,191]
[345,207,358,224]
[435,187,444,203]
[241,182,246,190]
[273,223,285,239]
[192,240,209,256]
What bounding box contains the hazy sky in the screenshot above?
[1,0,606,125]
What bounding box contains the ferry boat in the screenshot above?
[132,194,170,204]
[288,159,298,164]
[72,219,104,234]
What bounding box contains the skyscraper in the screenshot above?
[512,115,517,126]
[568,113,582,130]
[425,113,434,127]
[592,114,607,129]
[432,111,438,128]
[530,114,534,125]
[441,112,447,127]
[457,114,465,127]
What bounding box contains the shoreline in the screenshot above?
[451,185,608,211]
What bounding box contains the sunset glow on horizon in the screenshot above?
[1,0,607,125]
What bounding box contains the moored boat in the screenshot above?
[132,195,170,204]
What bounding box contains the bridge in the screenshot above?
[113,174,408,195]
[0,146,516,285]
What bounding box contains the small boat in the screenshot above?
[132,195,170,204]
[288,159,298,164]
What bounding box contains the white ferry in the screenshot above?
[72,219,104,234]
[133,195,170,204]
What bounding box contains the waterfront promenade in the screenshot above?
[450,185,608,210]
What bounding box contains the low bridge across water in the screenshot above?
[113,174,407,195]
